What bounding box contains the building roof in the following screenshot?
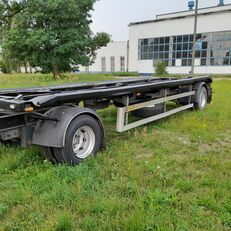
[129,4,231,26]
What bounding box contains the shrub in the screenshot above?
[0,61,8,73]
[155,61,168,77]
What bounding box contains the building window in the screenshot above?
[138,31,231,67]
[101,57,106,72]
[138,36,171,66]
[120,56,125,72]
[110,57,115,72]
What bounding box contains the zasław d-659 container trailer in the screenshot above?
[0,76,212,165]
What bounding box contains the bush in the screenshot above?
[155,61,168,77]
[0,61,8,73]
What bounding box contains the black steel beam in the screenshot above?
[0,76,212,112]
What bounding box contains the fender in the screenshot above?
[192,81,212,103]
[177,81,212,105]
[32,106,105,149]
[193,81,206,91]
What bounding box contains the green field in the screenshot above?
[0,74,230,231]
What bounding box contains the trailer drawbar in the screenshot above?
[0,76,212,165]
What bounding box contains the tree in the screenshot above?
[3,0,110,78]
[0,0,24,73]
[0,1,24,30]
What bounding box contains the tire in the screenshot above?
[131,104,165,118]
[42,147,58,163]
[54,115,102,166]
[194,86,208,111]
[53,147,66,164]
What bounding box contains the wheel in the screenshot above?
[42,147,58,163]
[194,86,208,111]
[131,104,165,118]
[53,115,102,166]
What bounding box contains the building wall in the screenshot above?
[129,8,231,74]
[80,41,128,73]
[156,4,231,20]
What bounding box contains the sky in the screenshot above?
[91,0,231,41]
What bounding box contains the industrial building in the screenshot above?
[80,41,129,73]
[83,2,231,75]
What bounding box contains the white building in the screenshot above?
[129,3,231,75]
[80,41,129,73]
[84,3,231,75]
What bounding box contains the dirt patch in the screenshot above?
[198,131,231,153]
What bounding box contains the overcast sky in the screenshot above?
[91,0,231,41]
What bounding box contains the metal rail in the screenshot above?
[116,91,195,132]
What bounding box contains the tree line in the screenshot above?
[0,0,110,78]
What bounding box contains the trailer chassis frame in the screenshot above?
[0,76,213,165]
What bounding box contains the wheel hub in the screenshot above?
[72,126,96,159]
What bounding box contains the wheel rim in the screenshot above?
[200,89,207,109]
[72,126,96,159]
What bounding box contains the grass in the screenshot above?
[158,74,231,79]
[0,74,231,231]
[0,73,117,89]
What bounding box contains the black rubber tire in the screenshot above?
[131,104,165,118]
[54,115,102,166]
[53,147,66,164]
[42,147,58,163]
[194,86,208,111]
